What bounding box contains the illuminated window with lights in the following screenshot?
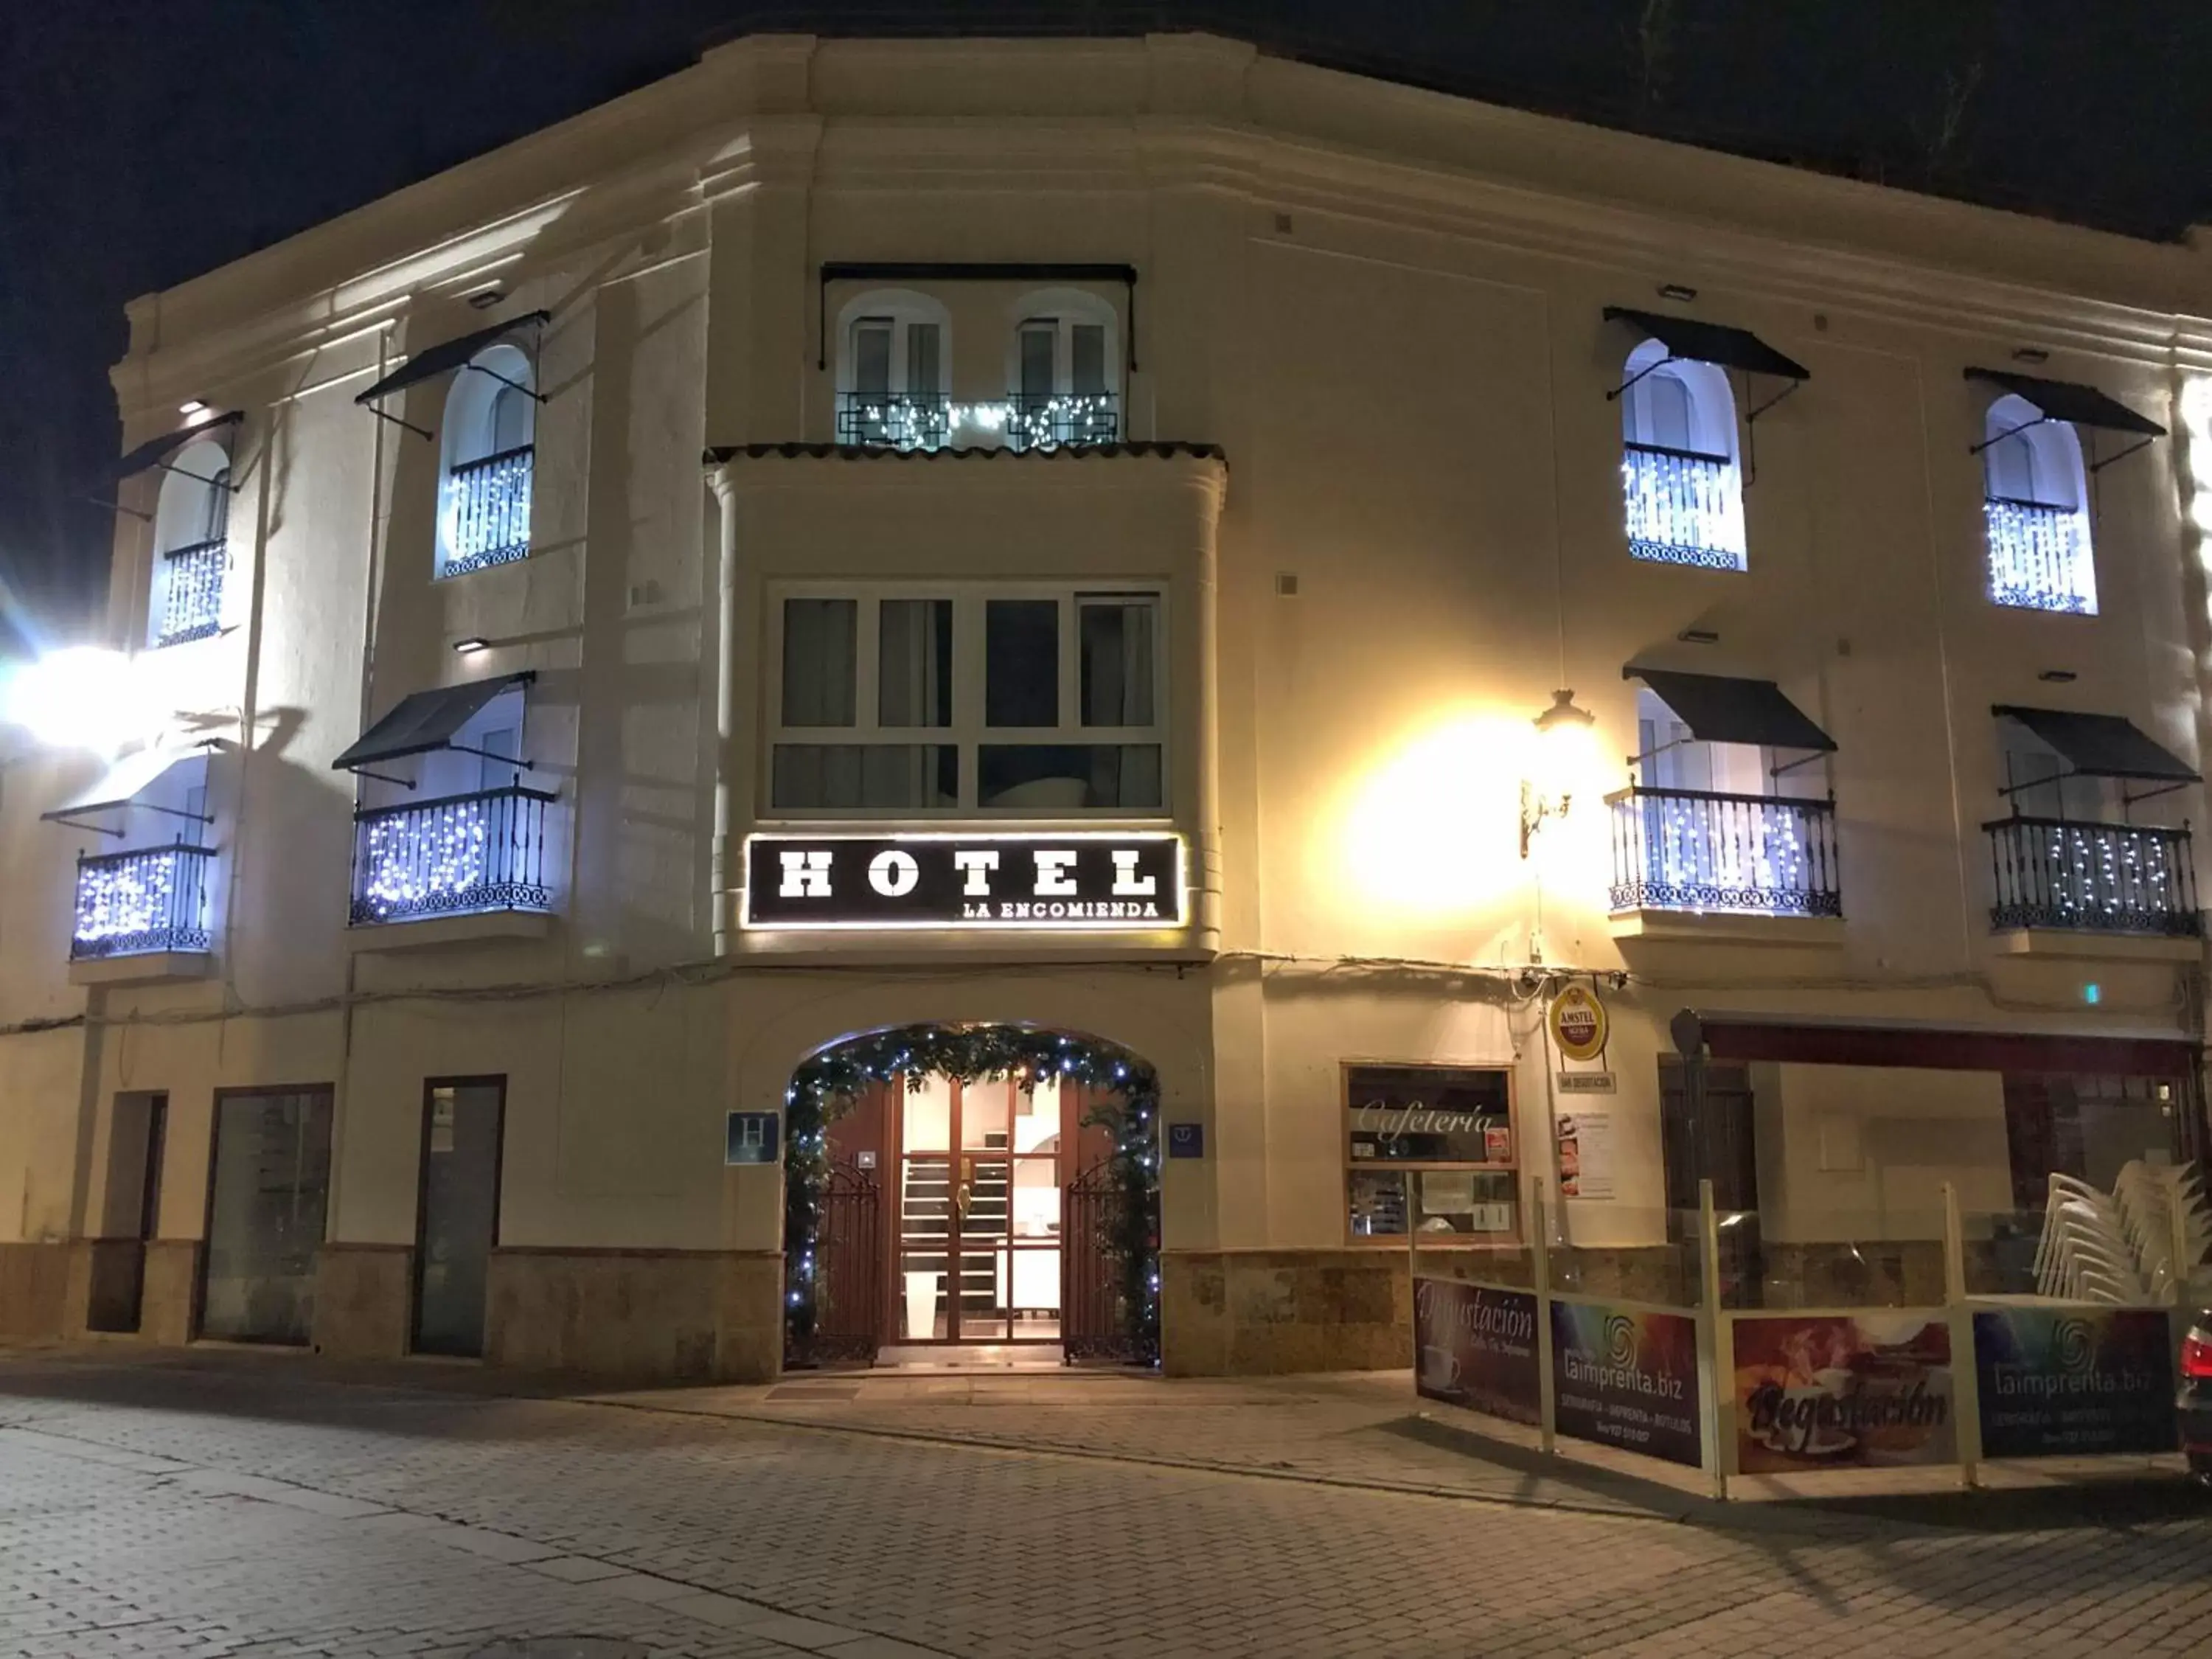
[836,291,950,451]
[1610,669,1840,919]
[1343,1065,1519,1244]
[769,584,1164,815]
[1619,341,1747,571]
[1980,393,2096,614]
[1984,706,2200,938]
[437,343,535,577]
[1006,289,1120,451]
[42,745,218,961]
[147,437,232,647]
[335,675,557,925]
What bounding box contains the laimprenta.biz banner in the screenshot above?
[1551,1301,1703,1468]
[1413,1279,1540,1426]
[1973,1307,2177,1458]
[743,834,1185,931]
[1733,1312,1956,1473]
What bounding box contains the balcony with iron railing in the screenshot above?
[1986,817,2199,938]
[1621,442,1747,571]
[835,392,951,451]
[1984,495,2096,614]
[350,784,557,926]
[1001,392,1120,452]
[440,445,533,577]
[71,844,214,959]
[154,538,226,646]
[1610,787,1842,919]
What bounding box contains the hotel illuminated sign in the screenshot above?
[742,832,1186,931]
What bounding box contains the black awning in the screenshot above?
[1627,667,1837,752]
[1992,705,2198,783]
[1604,307,1809,381]
[1964,368,2165,438]
[115,411,243,481]
[354,311,550,406]
[332,672,533,771]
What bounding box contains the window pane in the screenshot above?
[985,599,1059,727]
[782,599,857,727]
[1348,1169,1408,1239]
[1019,324,1056,397]
[852,321,891,395]
[476,726,518,791]
[773,744,957,810]
[1632,370,1694,451]
[201,470,231,543]
[200,1090,331,1345]
[978,744,1162,810]
[908,322,941,394]
[1071,324,1107,394]
[490,386,532,455]
[1346,1065,1513,1164]
[1079,599,1155,726]
[878,599,953,728]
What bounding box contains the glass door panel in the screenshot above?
[201,1088,332,1345]
[412,1080,504,1357]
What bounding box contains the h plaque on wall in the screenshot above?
[742,832,1186,931]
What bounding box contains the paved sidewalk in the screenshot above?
[2,1349,2211,1658]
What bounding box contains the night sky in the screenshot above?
[2,1,2205,662]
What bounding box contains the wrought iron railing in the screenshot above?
[1621,442,1747,571]
[1985,817,2199,936]
[350,785,556,925]
[1984,495,2096,613]
[155,538,226,646]
[1002,392,1120,452]
[441,445,533,577]
[835,392,950,451]
[71,844,213,959]
[1610,786,1842,917]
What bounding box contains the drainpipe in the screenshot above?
[708,463,740,956]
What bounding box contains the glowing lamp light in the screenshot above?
[1521,689,1597,858]
[0,647,152,757]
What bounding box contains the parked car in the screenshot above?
[2183,1309,2212,1484]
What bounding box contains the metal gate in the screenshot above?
[1062,1156,1154,1365]
[789,1158,882,1368]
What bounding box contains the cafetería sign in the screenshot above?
[743,832,1186,931]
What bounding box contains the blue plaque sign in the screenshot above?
[1167,1122,1205,1159]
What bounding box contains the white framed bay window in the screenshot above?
[769,582,1166,816]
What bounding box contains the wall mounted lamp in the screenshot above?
[1520,688,1596,858]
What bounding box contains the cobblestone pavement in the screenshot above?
[2,1351,2211,1659]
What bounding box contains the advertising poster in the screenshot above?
[1555,1110,1615,1200]
[1551,1301,1703,1467]
[1732,1312,1955,1473]
[1413,1278,1541,1425]
[1973,1307,2177,1458]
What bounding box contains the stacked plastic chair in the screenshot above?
[2033,1174,2149,1305]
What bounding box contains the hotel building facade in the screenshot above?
[3,31,2211,1380]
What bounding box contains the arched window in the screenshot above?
[1619,340,1747,571]
[1982,392,2096,613]
[147,436,232,647]
[835,290,950,450]
[437,342,535,577]
[1006,288,1120,451]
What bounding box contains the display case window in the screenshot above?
[1344,1063,1518,1242]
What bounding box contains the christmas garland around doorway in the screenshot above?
[784,1023,1162,1365]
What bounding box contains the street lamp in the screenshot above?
[1520,687,1596,858]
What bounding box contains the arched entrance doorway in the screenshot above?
[783,1023,1160,1370]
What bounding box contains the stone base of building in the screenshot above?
[314,1244,414,1360]
[484,1248,783,1383]
[1160,1249,1413,1375]
[0,1242,73,1341]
